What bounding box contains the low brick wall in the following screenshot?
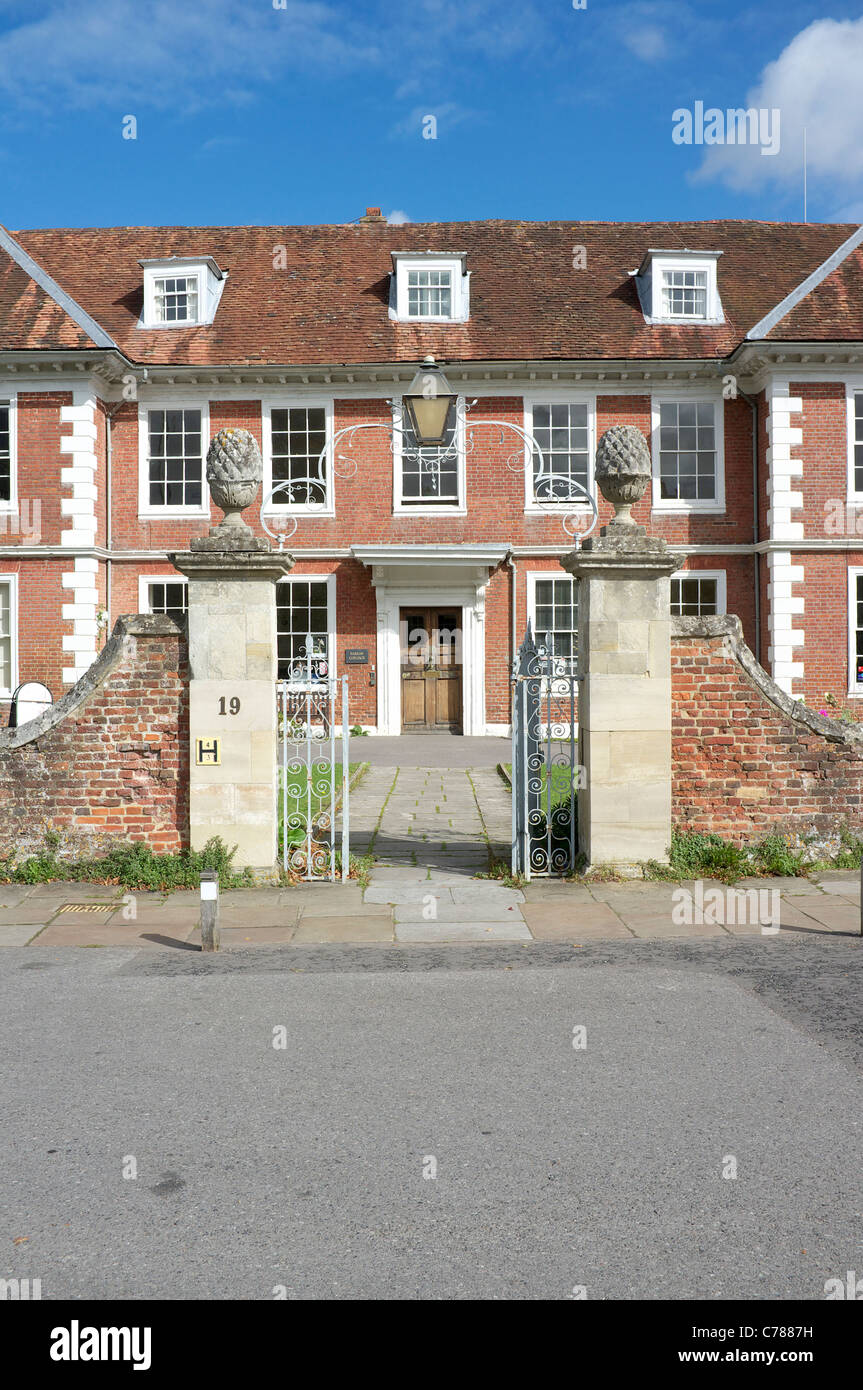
[672,616,863,842]
[0,615,189,859]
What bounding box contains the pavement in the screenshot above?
[1,755,861,949]
[2,932,862,1299]
[1,868,861,950]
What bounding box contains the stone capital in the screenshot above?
[168,548,295,584]
[562,532,683,582]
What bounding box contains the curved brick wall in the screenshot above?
[0,615,189,859]
[672,616,863,841]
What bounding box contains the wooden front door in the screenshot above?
[400,608,463,732]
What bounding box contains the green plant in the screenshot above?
[0,837,253,892]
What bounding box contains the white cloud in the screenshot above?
[0,0,552,115]
[621,24,669,63]
[0,0,378,110]
[386,210,411,225]
[691,17,863,205]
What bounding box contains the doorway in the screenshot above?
[400,608,463,732]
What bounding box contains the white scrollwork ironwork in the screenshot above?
[512,624,579,878]
[260,398,599,545]
[278,640,349,881]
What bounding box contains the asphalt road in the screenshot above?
[2,935,862,1300]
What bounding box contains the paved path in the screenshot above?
[338,733,510,768]
[349,762,524,937]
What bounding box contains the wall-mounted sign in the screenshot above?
[344,649,369,665]
[195,737,221,766]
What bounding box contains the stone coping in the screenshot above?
[0,614,185,751]
[169,549,295,581]
[672,614,863,749]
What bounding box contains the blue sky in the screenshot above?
[0,0,862,230]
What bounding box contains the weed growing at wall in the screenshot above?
[0,836,253,891]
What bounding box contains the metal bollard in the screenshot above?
[200,870,220,952]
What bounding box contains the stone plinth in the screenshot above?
[563,529,679,868]
[169,546,294,870]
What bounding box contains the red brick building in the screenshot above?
[1,212,862,733]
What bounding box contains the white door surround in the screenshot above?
[352,545,509,736]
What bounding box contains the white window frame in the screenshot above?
[650,393,725,514]
[138,574,189,618]
[391,254,469,323]
[262,397,334,517]
[848,567,863,697]
[0,572,19,698]
[139,258,226,329]
[392,396,466,516]
[845,384,863,503]
[150,272,200,326]
[137,401,210,519]
[526,570,579,677]
[276,573,337,680]
[670,568,726,617]
[0,394,17,515]
[523,394,596,513]
[647,254,722,323]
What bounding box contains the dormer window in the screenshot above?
[139,256,226,329]
[633,250,723,325]
[390,252,469,323]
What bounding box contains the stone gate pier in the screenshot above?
[563,425,680,869]
[170,428,293,870]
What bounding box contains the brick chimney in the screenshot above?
[359,206,385,223]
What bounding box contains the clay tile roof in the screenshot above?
[2,219,859,365]
[765,243,863,340]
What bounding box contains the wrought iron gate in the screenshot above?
[511,623,580,878]
[277,639,350,881]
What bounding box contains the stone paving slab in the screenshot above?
[395,919,532,943]
[0,885,38,909]
[31,921,197,948]
[814,877,861,898]
[393,901,526,924]
[525,912,634,942]
[627,918,734,939]
[364,883,455,905]
[0,901,71,926]
[780,899,861,934]
[0,924,44,947]
[207,925,297,947]
[25,881,124,902]
[449,883,525,906]
[521,901,630,936]
[292,915,393,944]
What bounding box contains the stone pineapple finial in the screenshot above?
[196,426,269,551]
[206,427,263,531]
[594,424,651,527]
